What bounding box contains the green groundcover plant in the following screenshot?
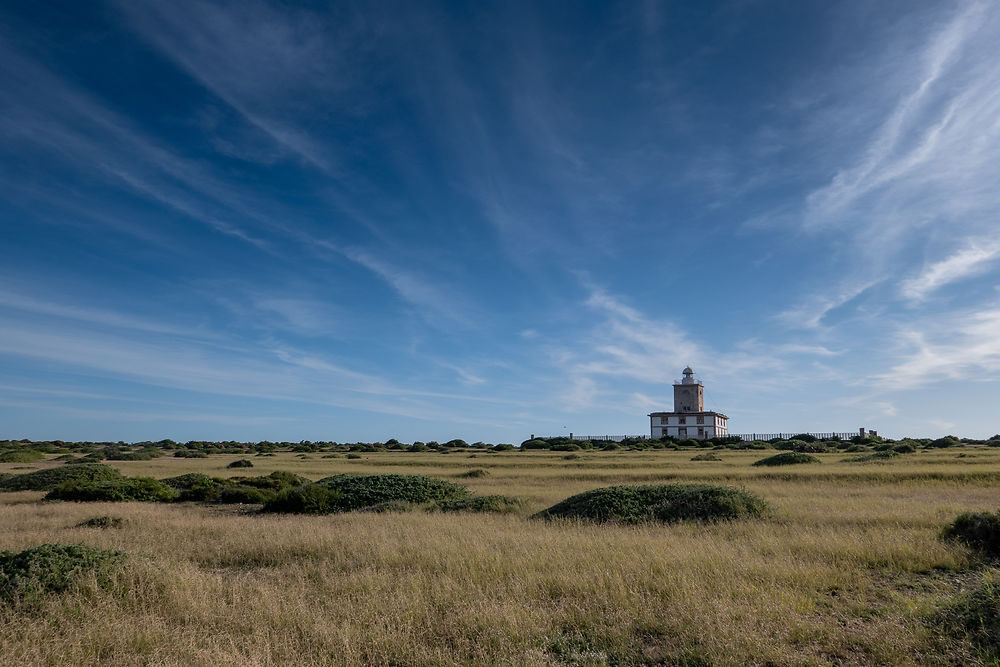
[534,483,770,524]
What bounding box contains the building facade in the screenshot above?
[648,367,728,440]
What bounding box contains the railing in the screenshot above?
[729,432,855,441]
[538,432,858,443]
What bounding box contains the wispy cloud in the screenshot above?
[115,0,356,172]
[901,241,1000,302]
[874,306,1000,389]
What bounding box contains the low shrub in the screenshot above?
[232,470,308,490]
[601,442,622,451]
[46,477,179,503]
[0,543,124,604]
[458,469,490,478]
[0,450,45,463]
[75,516,124,529]
[346,453,362,460]
[535,483,769,524]
[892,443,917,454]
[440,495,523,514]
[0,464,124,492]
[216,484,270,504]
[265,474,470,514]
[792,442,829,453]
[174,450,208,458]
[690,452,721,462]
[161,472,215,490]
[928,436,961,448]
[847,450,900,463]
[752,452,820,467]
[844,444,869,453]
[227,459,253,468]
[563,454,581,460]
[360,499,423,513]
[264,484,344,514]
[492,444,515,451]
[942,511,1000,556]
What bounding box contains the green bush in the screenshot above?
[346,453,362,460]
[690,452,721,462]
[0,449,45,463]
[601,442,622,451]
[942,511,1000,556]
[75,516,124,529]
[0,543,124,604]
[458,469,490,478]
[440,495,524,514]
[521,439,549,450]
[265,474,470,514]
[492,444,515,452]
[264,484,344,514]
[928,436,961,448]
[535,483,769,524]
[231,470,308,490]
[46,477,179,503]
[174,450,209,458]
[847,450,900,463]
[0,464,124,492]
[752,452,820,467]
[216,484,270,504]
[161,472,215,490]
[226,459,253,468]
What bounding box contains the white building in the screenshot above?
[648,367,728,440]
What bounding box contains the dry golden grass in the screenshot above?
[1,447,998,665]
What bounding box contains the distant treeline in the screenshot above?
[1,433,998,462]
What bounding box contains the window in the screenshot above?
[698,427,704,436]
[696,416,704,424]
[661,417,668,425]
[679,417,686,424]
[679,427,687,436]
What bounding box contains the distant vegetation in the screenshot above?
[2,433,999,461]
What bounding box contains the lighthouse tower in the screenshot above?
[673,366,703,412]
[648,367,728,440]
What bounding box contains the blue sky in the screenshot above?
[1,0,999,443]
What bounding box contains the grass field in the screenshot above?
[1,447,998,665]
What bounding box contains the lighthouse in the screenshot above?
[648,367,728,440]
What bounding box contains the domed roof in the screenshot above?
[683,366,694,375]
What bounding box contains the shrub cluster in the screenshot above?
[265,474,471,514]
[440,495,523,514]
[752,452,820,467]
[0,464,124,492]
[160,470,308,503]
[534,483,769,524]
[942,511,1000,556]
[227,459,253,468]
[0,449,45,463]
[0,543,124,604]
[846,450,900,463]
[690,452,721,462]
[46,477,179,503]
